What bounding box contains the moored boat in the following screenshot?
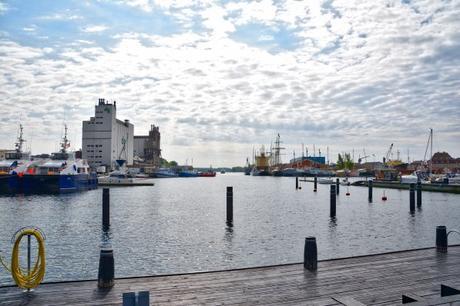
[151,168,178,178]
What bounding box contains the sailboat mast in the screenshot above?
[429,128,433,176]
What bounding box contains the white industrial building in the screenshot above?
[82,98,134,170]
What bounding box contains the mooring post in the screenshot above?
[368,180,373,202]
[102,188,110,229]
[416,181,422,207]
[98,248,114,288]
[336,178,340,195]
[296,176,299,190]
[314,175,317,192]
[226,186,233,225]
[409,183,415,212]
[304,237,317,271]
[436,225,447,253]
[330,185,336,218]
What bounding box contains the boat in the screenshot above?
[340,178,351,186]
[220,170,226,174]
[21,126,97,193]
[199,170,216,177]
[98,160,154,186]
[178,169,199,177]
[318,178,334,184]
[280,168,304,177]
[151,168,178,178]
[251,146,271,176]
[244,158,251,175]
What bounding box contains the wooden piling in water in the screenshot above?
[304,237,317,271]
[336,178,339,195]
[226,186,233,225]
[98,248,114,288]
[417,181,422,207]
[368,180,373,202]
[314,176,317,192]
[409,183,415,212]
[436,226,447,253]
[296,177,299,190]
[330,185,336,218]
[102,188,110,229]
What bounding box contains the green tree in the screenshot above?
[337,153,354,170]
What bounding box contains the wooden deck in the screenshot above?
[1,246,459,305]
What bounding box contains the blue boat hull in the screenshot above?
[0,174,98,194]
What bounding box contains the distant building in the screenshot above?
[133,124,161,167]
[431,152,460,172]
[82,98,134,170]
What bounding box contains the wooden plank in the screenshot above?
[0,246,459,305]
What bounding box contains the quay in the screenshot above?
[1,246,459,305]
[352,180,460,194]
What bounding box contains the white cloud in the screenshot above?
[0,0,460,166]
[0,2,8,15]
[81,25,109,33]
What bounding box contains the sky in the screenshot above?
[0,0,459,167]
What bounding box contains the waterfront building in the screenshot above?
[133,124,161,167]
[82,99,134,170]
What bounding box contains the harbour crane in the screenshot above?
[383,143,394,166]
[358,154,375,164]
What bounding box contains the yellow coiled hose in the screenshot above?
[0,228,46,289]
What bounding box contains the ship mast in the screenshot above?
[429,128,433,176]
[15,124,25,153]
[60,124,70,154]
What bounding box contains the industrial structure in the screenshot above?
[82,99,134,170]
[133,124,161,167]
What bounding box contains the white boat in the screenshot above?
[98,170,136,185]
[318,178,333,184]
[340,178,351,186]
[400,174,419,184]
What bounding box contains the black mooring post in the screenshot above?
[409,183,415,212]
[436,226,447,253]
[368,180,373,202]
[336,178,340,195]
[304,237,317,271]
[416,181,422,207]
[102,188,110,229]
[296,176,299,190]
[314,175,317,192]
[226,186,233,225]
[98,248,114,288]
[330,185,336,218]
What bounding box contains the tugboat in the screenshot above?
[22,125,97,193]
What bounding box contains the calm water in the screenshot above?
[1,173,459,285]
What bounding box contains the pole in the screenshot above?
[416,181,422,207]
[304,237,317,271]
[296,176,299,190]
[102,188,110,229]
[409,183,415,212]
[368,180,373,202]
[314,175,317,192]
[436,226,447,253]
[336,178,339,195]
[330,185,336,218]
[226,186,233,225]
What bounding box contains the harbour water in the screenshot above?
[1,173,459,285]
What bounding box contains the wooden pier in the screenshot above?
[1,246,459,305]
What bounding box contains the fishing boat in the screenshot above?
[151,168,178,178]
[0,125,37,194]
[21,126,97,193]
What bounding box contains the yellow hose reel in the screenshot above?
[0,227,46,289]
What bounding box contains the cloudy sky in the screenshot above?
[0,0,459,166]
